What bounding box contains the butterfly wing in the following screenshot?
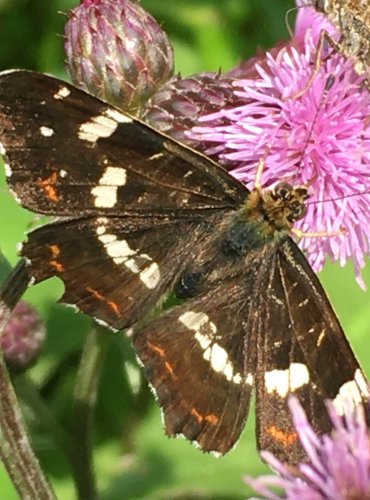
[255,238,369,463]
[0,70,247,327]
[0,70,245,217]
[21,213,232,329]
[133,235,369,462]
[133,276,257,455]
[279,238,369,404]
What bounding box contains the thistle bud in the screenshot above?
[1,302,45,372]
[142,72,245,145]
[65,0,174,112]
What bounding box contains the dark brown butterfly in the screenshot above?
[0,69,368,464]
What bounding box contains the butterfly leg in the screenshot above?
[254,158,265,190]
[253,147,273,190]
[292,226,345,239]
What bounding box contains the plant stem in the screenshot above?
[0,260,55,499]
[14,374,73,462]
[69,324,111,500]
[0,259,31,312]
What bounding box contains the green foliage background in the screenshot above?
[0,0,369,499]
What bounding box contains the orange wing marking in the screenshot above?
[146,342,217,424]
[266,425,297,447]
[164,361,177,379]
[190,408,218,425]
[48,244,64,272]
[146,342,177,379]
[146,340,165,357]
[37,171,59,202]
[86,287,120,317]
[49,244,60,258]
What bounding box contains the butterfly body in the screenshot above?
[0,70,368,464]
[171,183,308,304]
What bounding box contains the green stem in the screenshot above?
[0,259,31,312]
[13,375,73,462]
[69,324,111,500]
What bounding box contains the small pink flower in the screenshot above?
[244,397,370,499]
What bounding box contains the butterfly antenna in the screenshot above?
[284,7,298,39]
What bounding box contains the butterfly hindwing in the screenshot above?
[22,214,231,330]
[133,238,312,459]
[133,277,256,455]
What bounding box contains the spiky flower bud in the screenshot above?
[64,0,174,112]
[141,73,246,144]
[1,302,45,372]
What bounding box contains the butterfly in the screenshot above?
[0,69,368,464]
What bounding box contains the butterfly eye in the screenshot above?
[295,187,310,201]
[288,202,306,222]
[273,182,293,201]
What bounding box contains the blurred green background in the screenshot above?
[0,0,369,499]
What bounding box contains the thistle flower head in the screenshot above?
[141,73,245,141]
[189,3,370,288]
[245,397,370,499]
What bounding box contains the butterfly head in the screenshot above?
[268,182,310,225]
[243,182,310,238]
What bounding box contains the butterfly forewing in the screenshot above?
[0,69,368,464]
[280,239,369,403]
[254,241,339,462]
[0,70,245,217]
[255,238,369,462]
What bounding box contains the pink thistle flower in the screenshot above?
[244,396,370,499]
[189,3,370,288]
